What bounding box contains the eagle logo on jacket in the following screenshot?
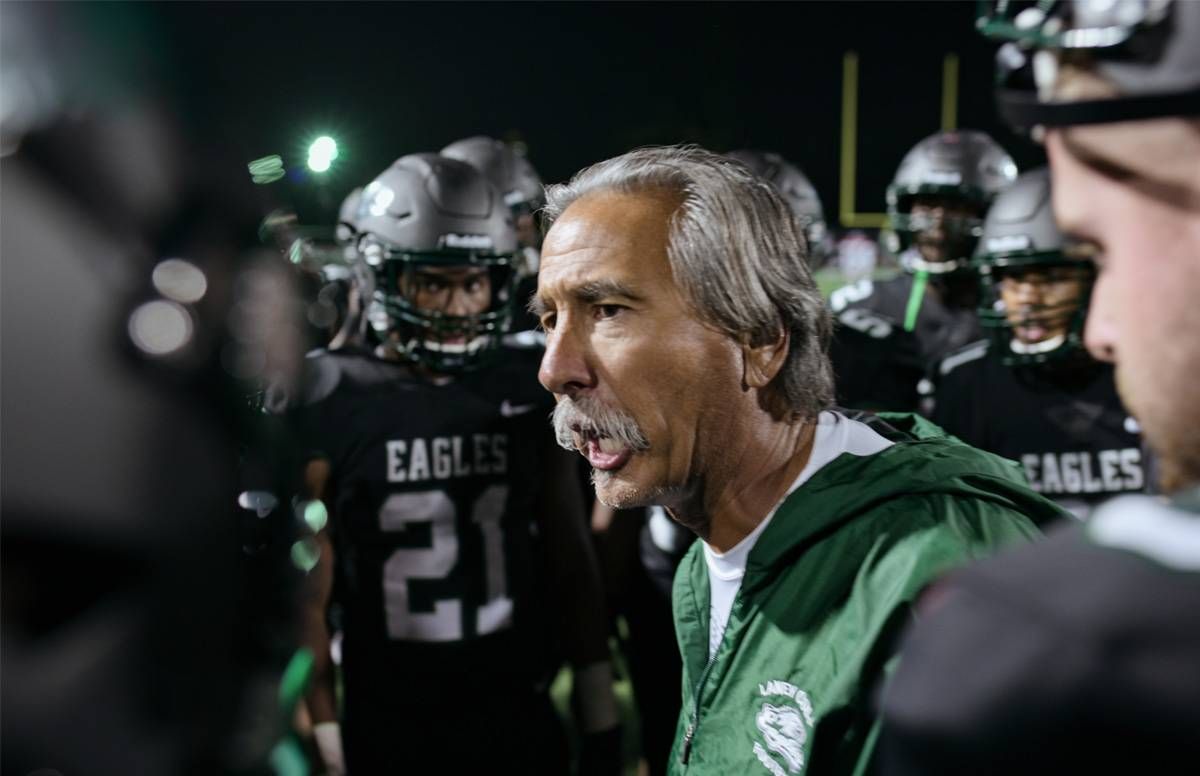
[756,703,807,773]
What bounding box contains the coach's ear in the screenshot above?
[741,327,789,391]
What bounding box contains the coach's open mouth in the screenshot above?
[573,425,634,471]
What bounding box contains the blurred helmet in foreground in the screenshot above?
[1,5,305,774]
[978,0,1200,135]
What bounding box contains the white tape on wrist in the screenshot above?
[575,660,620,733]
[313,721,346,776]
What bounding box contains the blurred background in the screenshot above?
[144,1,1045,226]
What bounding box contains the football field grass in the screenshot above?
[550,620,645,775]
[812,265,902,299]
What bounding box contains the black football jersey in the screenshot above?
[829,308,925,412]
[286,344,560,706]
[880,495,1200,775]
[932,341,1145,519]
[830,273,981,370]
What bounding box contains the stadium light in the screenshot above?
[307,135,338,173]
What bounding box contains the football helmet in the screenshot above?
[260,199,375,353]
[974,167,1095,366]
[286,235,372,351]
[886,130,1019,274]
[355,152,520,372]
[725,149,831,264]
[441,135,545,214]
[441,135,545,274]
[334,186,378,349]
[978,0,1200,134]
[336,186,363,246]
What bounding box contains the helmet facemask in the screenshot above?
[888,189,989,274]
[977,248,1096,366]
[365,239,519,373]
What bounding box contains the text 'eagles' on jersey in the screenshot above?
[932,168,1147,520]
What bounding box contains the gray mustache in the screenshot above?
[551,396,650,453]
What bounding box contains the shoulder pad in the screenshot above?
[1088,495,1200,572]
[270,349,345,410]
[938,339,990,377]
[837,307,898,339]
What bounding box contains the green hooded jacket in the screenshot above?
[668,413,1063,776]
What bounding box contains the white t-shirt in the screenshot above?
[702,411,894,658]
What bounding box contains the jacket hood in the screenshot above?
[744,412,1062,575]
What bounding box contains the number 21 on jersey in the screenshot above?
[378,485,512,642]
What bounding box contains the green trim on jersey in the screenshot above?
[668,413,1063,775]
[903,270,928,333]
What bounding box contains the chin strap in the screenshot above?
[998,87,1200,135]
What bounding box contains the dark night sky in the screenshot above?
[139,1,1046,225]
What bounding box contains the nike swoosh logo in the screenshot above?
[500,400,538,417]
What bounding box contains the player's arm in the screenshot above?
[299,458,345,776]
[535,441,622,773]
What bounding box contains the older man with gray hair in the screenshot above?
[531,145,1063,775]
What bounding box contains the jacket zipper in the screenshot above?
[680,651,720,766]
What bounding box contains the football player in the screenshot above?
[725,149,832,265]
[286,153,619,775]
[442,136,547,333]
[932,167,1145,520]
[881,1,1200,771]
[830,130,1019,369]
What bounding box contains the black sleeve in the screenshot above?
[878,526,1200,775]
[877,580,1092,775]
[268,351,343,464]
[830,324,923,413]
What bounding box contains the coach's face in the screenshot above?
[1047,124,1200,490]
[535,191,746,509]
